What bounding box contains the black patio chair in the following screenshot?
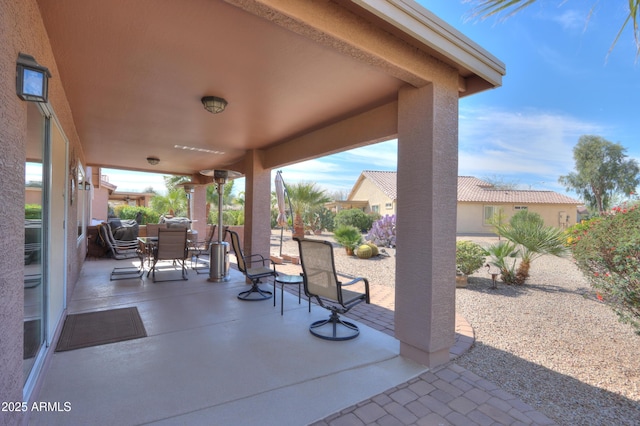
[227,229,277,301]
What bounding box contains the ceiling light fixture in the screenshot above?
[201,96,228,114]
[146,156,160,165]
[174,144,225,155]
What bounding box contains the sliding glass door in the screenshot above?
[24,103,47,383]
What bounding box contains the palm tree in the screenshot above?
[206,180,237,224]
[486,240,519,284]
[150,189,187,217]
[286,182,331,238]
[494,211,569,284]
[470,1,640,57]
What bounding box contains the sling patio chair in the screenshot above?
[98,222,144,280]
[149,228,189,282]
[227,229,277,301]
[295,237,370,341]
[187,225,216,274]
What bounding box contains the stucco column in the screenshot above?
[395,82,458,368]
[242,150,271,259]
[190,185,208,239]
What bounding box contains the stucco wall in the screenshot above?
[92,186,111,223]
[457,202,578,234]
[351,179,395,215]
[1,0,85,417]
[0,0,32,416]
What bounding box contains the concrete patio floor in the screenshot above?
[29,256,555,425]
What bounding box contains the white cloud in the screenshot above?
[552,9,588,32]
[458,106,605,186]
[275,140,398,194]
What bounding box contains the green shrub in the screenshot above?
[456,241,487,275]
[114,206,160,224]
[334,209,378,232]
[25,204,42,219]
[486,241,519,284]
[210,209,245,226]
[569,203,640,334]
[333,225,363,253]
[317,207,335,232]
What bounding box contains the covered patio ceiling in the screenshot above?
[37,0,504,178]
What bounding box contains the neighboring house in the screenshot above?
[457,176,581,233]
[328,170,397,215]
[339,172,581,233]
[89,169,154,223]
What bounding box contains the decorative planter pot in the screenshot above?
[455,274,468,288]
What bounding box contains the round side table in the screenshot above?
[274,274,303,315]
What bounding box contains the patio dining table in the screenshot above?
[137,236,157,268]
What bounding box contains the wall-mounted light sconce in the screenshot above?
[16,53,51,102]
[201,96,228,114]
[146,156,160,165]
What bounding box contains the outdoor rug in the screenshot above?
[55,307,147,352]
[24,319,41,359]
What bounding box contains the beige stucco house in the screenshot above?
[457,176,581,234]
[327,170,397,215]
[2,0,505,419]
[340,172,580,233]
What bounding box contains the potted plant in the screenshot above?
[333,225,363,255]
[455,240,487,287]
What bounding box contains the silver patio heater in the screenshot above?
[199,169,239,282]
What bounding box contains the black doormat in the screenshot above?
[55,307,147,352]
[24,319,41,359]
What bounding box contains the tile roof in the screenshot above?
[361,170,397,200]
[355,173,581,205]
[457,176,581,204]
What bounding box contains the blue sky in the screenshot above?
[106,1,639,199]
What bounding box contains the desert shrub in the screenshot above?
[317,207,335,232]
[456,241,487,275]
[486,241,519,284]
[114,206,159,224]
[334,209,377,232]
[210,209,245,226]
[333,225,363,253]
[569,203,640,334]
[495,210,568,284]
[366,214,396,247]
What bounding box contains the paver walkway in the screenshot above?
[274,261,556,425]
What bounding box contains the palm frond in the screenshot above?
[469,0,538,21]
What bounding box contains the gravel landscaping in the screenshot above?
[273,232,640,425]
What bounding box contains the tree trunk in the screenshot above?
[293,213,305,239]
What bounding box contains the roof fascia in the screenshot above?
[348,0,505,91]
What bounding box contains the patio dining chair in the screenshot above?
[295,238,370,341]
[187,225,216,274]
[227,229,277,301]
[149,228,189,282]
[98,222,144,280]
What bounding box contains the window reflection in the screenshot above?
[24,103,45,383]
